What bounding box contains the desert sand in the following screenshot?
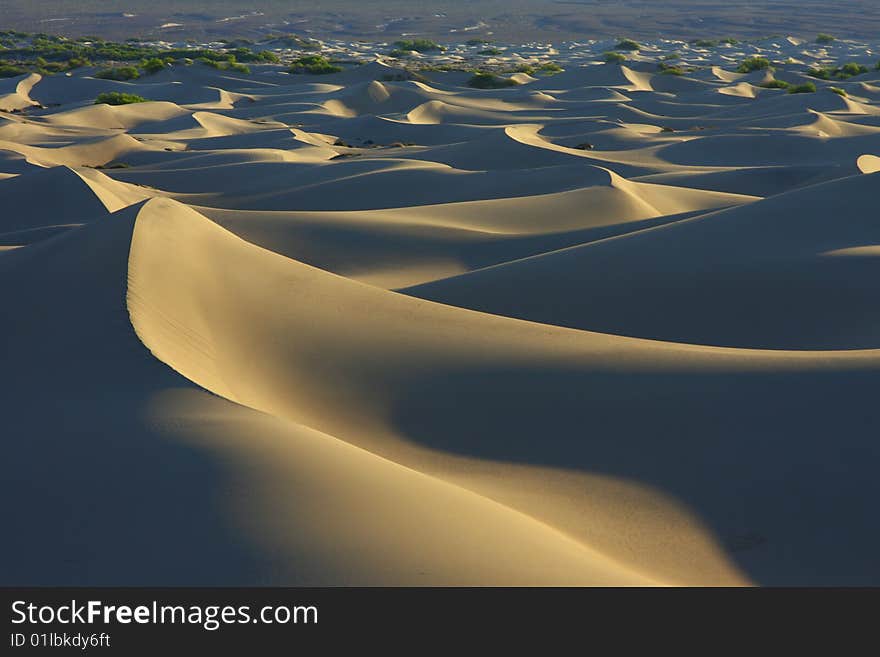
[2,36,879,586]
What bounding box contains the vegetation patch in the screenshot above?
[94,91,148,105]
[603,51,626,63]
[288,55,343,75]
[467,72,519,89]
[0,33,277,77]
[807,62,868,80]
[534,61,563,74]
[140,57,170,74]
[737,57,772,73]
[657,62,685,75]
[788,82,817,94]
[0,62,28,77]
[95,66,140,81]
[816,34,836,44]
[393,39,444,53]
[759,79,790,89]
[197,56,251,74]
[614,39,640,51]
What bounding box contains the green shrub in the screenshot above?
[225,47,279,63]
[536,61,563,74]
[467,72,518,89]
[838,62,868,78]
[662,52,681,61]
[759,79,790,89]
[66,56,90,69]
[94,91,148,105]
[603,51,626,63]
[816,34,835,44]
[808,62,868,80]
[140,57,167,74]
[201,57,251,74]
[658,62,684,75]
[788,82,816,94]
[614,39,640,51]
[691,39,718,48]
[288,55,343,74]
[478,48,503,56]
[829,86,847,96]
[737,57,771,73]
[393,39,444,53]
[94,66,139,81]
[0,63,27,77]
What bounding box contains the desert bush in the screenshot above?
[759,79,790,89]
[140,57,168,74]
[478,48,503,56]
[788,82,817,94]
[94,66,139,81]
[225,47,279,63]
[737,57,771,73]
[614,39,640,51]
[536,61,563,73]
[66,56,90,69]
[838,62,868,78]
[603,51,626,63]
[816,34,836,44]
[658,62,684,75]
[691,39,718,48]
[467,72,518,89]
[393,39,444,53]
[0,63,27,77]
[94,91,147,105]
[829,86,847,96]
[808,62,868,80]
[288,55,343,74]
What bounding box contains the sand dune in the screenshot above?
[3,38,880,586]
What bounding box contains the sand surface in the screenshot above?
[2,40,880,586]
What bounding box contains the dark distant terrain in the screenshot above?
[2,0,879,43]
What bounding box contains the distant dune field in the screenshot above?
[2,33,880,586]
[2,0,880,42]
